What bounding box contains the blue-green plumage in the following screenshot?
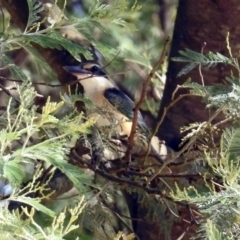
[64,63,164,163]
[104,88,148,130]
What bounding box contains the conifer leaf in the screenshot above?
[50,160,92,193]
[3,160,25,186]
[0,130,21,154]
[205,219,223,240]
[23,31,92,61]
[2,55,28,81]
[87,19,110,33]
[95,42,123,63]
[13,140,91,193]
[177,62,198,77]
[21,43,55,77]
[15,196,55,217]
[48,31,92,60]
[123,49,150,67]
[221,128,240,155]
[173,48,234,77]
[26,0,44,31]
[88,0,141,30]
[23,34,62,49]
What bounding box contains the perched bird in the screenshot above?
[64,63,166,162]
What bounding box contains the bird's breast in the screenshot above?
[88,111,133,137]
[85,92,133,136]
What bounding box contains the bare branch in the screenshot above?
[125,37,170,162]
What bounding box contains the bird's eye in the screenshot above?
[91,65,99,73]
[88,64,107,77]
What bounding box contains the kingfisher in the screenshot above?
[64,63,166,162]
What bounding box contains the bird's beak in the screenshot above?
[64,66,92,79]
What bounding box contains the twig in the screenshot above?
[71,149,190,210]
[0,86,17,91]
[176,223,194,240]
[102,50,121,69]
[155,71,166,85]
[147,105,225,183]
[187,204,199,225]
[102,200,147,222]
[162,198,191,224]
[0,70,129,87]
[0,83,21,104]
[0,75,71,87]
[101,198,137,234]
[125,37,170,162]
[0,83,15,97]
[199,42,206,88]
[119,170,202,179]
[128,62,147,80]
[214,116,232,127]
[146,92,194,162]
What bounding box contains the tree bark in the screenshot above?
[158,0,240,151]
[135,1,240,239]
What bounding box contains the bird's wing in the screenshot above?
[104,88,148,129]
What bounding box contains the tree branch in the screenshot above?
[125,37,170,162]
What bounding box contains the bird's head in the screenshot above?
[64,62,107,80]
[64,62,113,93]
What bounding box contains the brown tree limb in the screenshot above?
[125,37,170,162]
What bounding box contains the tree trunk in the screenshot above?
[158,0,240,151]
[135,1,240,239]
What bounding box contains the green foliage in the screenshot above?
[2,55,29,81]
[171,47,240,239]
[0,81,93,190]
[203,220,224,240]
[221,127,240,156]
[25,0,44,32]
[0,0,194,239]
[172,48,234,77]
[70,0,169,115]
[0,0,153,239]
[173,48,240,121]
[0,78,96,238]
[5,0,240,238]
[0,197,86,240]
[88,0,141,29]
[23,31,92,61]
[6,0,240,239]
[0,0,143,80]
